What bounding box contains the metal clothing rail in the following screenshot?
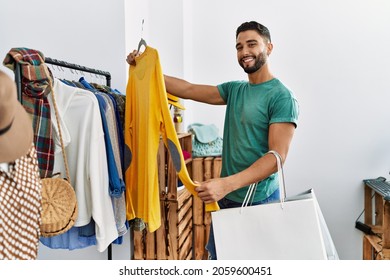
[15,57,113,260]
[45,57,111,87]
[15,57,111,103]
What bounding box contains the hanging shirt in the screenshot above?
[43,78,118,252]
[94,93,127,237]
[124,46,219,232]
[79,77,127,237]
[3,48,54,179]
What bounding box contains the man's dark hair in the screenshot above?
[236,21,271,43]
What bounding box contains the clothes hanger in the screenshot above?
[137,19,147,53]
[137,38,147,53]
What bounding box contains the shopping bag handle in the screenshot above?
[266,150,286,204]
[241,150,286,211]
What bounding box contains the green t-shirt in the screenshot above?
[217,78,299,203]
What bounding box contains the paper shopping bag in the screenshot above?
[283,189,339,260]
[211,151,338,260]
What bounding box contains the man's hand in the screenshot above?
[195,177,230,204]
[126,50,141,66]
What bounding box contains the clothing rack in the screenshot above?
[15,57,111,103]
[15,57,113,260]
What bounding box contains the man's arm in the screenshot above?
[195,122,296,204]
[164,75,225,105]
[127,50,225,105]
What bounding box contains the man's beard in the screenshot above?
[240,52,267,74]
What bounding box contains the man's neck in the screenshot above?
[248,64,274,84]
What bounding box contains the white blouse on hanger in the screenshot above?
[46,78,118,252]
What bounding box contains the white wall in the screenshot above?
[0,0,130,260]
[2,0,390,260]
[131,0,390,260]
[0,0,128,93]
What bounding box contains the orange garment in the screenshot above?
[124,46,219,232]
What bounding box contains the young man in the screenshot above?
[127,21,299,259]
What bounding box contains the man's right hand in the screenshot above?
[126,50,141,66]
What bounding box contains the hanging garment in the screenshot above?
[0,144,42,260]
[79,77,125,198]
[94,92,127,237]
[124,46,219,232]
[3,48,54,178]
[43,78,118,252]
[78,77,127,237]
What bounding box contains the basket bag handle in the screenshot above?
[45,71,71,182]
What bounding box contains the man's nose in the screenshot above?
[242,46,250,55]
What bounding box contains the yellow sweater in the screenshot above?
[124,46,219,232]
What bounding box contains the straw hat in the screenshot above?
[40,177,78,237]
[0,70,33,163]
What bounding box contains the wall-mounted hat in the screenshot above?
[0,70,33,163]
[167,92,185,110]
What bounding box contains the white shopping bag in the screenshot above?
[211,151,338,260]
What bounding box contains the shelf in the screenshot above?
[133,133,194,260]
[132,132,222,260]
[362,183,390,260]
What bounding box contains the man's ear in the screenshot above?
[267,42,274,56]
